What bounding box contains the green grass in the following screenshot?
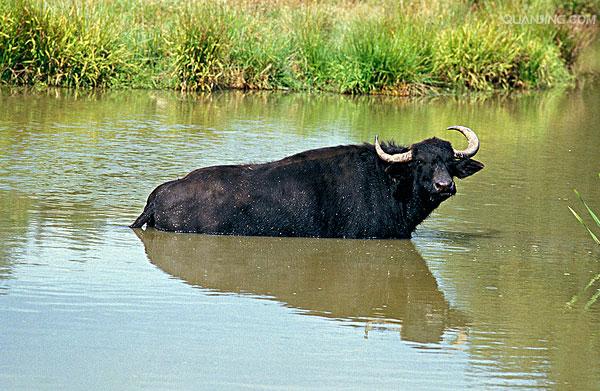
[332,16,435,94]
[433,20,573,90]
[171,6,228,92]
[0,0,598,94]
[569,185,600,246]
[0,2,135,88]
[567,173,600,309]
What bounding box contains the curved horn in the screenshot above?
[448,126,480,159]
[374,135,412,163]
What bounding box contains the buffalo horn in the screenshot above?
[374,135,413,163]
[448,126,480,159]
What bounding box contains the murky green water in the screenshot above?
[1,84,599,390]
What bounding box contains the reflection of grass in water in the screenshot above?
[567,173,600,309]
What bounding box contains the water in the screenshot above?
[0,85,599,390]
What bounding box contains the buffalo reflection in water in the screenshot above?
[134,228,466,344]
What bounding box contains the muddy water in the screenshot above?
[0,85,599,390]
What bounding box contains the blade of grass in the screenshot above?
[568,206,600,245]
[574,189,600,228]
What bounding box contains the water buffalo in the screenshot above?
[130,126,483,238]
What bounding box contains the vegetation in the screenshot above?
[567,173,600,309]
[0,0,598,94]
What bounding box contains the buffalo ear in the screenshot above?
[454,159,484,179]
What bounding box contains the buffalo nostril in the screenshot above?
[434,181,454,192]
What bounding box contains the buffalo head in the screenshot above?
[375,126,484,205]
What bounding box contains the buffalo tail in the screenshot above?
[130,203,154,228]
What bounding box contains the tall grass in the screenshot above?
[0,0,597,94]
[171,6,228,92]
[290,8,333,90]
[0,2,134,88]
[433,21,572,90]
[333,17,435,94]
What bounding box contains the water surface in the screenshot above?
[0,86,599,390]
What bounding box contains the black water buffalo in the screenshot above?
[130,126,484,238]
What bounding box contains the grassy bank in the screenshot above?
[0,0,598,94]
